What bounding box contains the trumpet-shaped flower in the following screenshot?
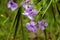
[22,2,32,9]
[26,21,37,33]
[22,0,37,20]
[23,9,37,20]
[7,1,18,11]
[38,19,48,30]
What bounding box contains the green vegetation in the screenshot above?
[0,0,60,40]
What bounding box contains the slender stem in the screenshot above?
[7,11,18,40]
[51,0,59,39]
[42,0,52,40]
[37,7,42,13]
[3,17,9,24]
[44,29,47,40]
[12,6,28,40]
[13,7,21,40]
[20,14,25,40]
[51,4,56,22]
[42,0,52,17]
[20,12,28,40]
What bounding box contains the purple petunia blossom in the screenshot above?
[23,9,37,20]
[38,19,48,30]
[26,21,37,33]
[22,0,37,20]
[7,1,18,11]
[25,7,32,12]
[27,9,37,20]
[22,3,32,9]
[22,3,29,9]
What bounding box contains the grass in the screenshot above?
[0,0,60,40]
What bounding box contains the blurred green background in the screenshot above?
[0,0,60,40]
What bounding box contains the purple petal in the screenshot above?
[25,7,32,12]
[28,9,37,18]
[38,21,45,30]
[30,21,36,26]
[23,11,34,20]
[11,2,18,11]
[27,16,34,20]
[26,21,37,33]
[38,21,45,26]
[39,26,45,30]
[44,22,48,26]
[38,19,48,30]
[26,23,33,31]
[32,9,37,14]
[22,3,28,9]
[22,11,29,15]
[7,1,18,11]
[7,1,11,8]
[22,2,32,9]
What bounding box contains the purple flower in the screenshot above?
[7,1,18,11]
[27,9,37,20]
[38,19,48,30]
[23,9,37,20]
[22,0,37,20]
[25,7,32,12]
[26,21,37,33]
[22,3,32,9]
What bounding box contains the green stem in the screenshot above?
[3,17,9,24]
[13,7,21,40]
[7,11,18,40]
[44,29,47,40]
[42,0,52,17]
[20,12,28,40]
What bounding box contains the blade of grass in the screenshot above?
[20,7,28,40]
[13,6,21,40]
[42,0,52,17]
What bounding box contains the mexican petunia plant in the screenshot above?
[7,0,48,39]
[4,0,60,40]
[22,0,48,33]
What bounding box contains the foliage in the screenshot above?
[0,0,60,40]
